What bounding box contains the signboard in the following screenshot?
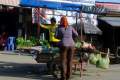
[96,2,120,12]
[0,0,20,6]
[32,8,48,24]
[82,5,108,14]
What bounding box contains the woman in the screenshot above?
[56,16,78,80]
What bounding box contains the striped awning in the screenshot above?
[0,0,20,7]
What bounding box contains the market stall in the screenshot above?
[19,0,109,77]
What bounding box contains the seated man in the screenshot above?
[40,17,60,47]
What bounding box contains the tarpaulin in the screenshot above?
[20,0,82,11]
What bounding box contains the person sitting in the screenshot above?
[0,32,8,50]
[40,17,60,47]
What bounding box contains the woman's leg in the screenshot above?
[66,47,74,79]
[60,46,68,80]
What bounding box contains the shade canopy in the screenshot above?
[20,0,108,14]
[20,0,82,11]
[83,23,102,35]
[99,17,120,27]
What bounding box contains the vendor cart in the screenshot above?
[17,46,60,77]
[34,46,60,70]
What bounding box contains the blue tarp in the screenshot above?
[20,0,82,11]
[20,0,108,13]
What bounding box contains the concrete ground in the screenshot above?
[0,51,120,80]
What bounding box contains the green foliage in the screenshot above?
[16,37,25,48]
[39,40,50,48]
[29,36,39,46]
[16,36,50,48]
[16,37,38,48]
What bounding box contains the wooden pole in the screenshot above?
[37,8,40,39]
[80,11,83,41]
[75,12,78,30]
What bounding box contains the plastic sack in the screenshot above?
[96,56,110,69]
[74,37,81,48]
[89,53,101,65]
[75,41,81,48]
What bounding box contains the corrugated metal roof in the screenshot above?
[100,17,120,27]
[84,23,102,35]
[0,0,20,7]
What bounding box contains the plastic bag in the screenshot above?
[96,56,110,69]
[74,37,81,48]
[75,41,81,48]
[89,53,101,65]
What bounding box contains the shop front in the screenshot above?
[0,6,19,36]
[98,16,120,54]
[0,0,20,37]
[0,0,32,50]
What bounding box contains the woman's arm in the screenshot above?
[55,27,62,39]
[40,24,50,29]
[72,27,78,37]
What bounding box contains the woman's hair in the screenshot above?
[60,16,68,28]
[50,17,56,23]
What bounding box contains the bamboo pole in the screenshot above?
[80,11,83,41]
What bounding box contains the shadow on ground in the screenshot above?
[110,57,120,64]
[0,61,55,80]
